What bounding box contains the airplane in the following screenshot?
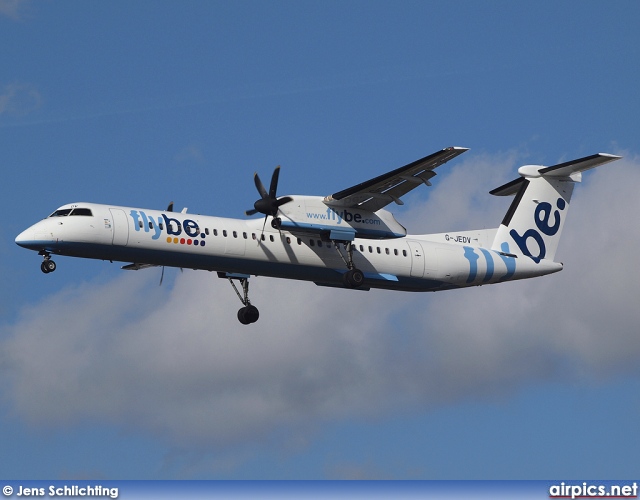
[15,147,621,324]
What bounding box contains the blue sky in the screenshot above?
[2,0,640,480]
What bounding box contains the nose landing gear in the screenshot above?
[39,252,56,274]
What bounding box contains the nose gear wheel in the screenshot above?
[39,251,56,274]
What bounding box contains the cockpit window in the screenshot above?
[70,208,93,216]
[48,207,93,217]
[49,209,72,217]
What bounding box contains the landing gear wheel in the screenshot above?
[332,241,364,288]
[343,268,364,288]
[223,275,261,324]
[41,260,56,274]
[237,305,259,325]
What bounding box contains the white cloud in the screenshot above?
[2,151,639,454]
[174,143,205,164]
[0,0,29,20]
[400,149,520,234]
[0,82,42,117]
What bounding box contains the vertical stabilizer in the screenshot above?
[490,153,621,262]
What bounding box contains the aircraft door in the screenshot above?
[109,209,129,246]
[408,240,425,278]
[223,229,246,256]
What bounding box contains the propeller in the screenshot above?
[159,266,183,286]
[245,166,293,217]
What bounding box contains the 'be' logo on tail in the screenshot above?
[509,198,565,263]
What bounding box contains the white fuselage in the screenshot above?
[15,201,562,291]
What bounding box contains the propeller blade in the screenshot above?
[159,266,165,286]
[269,165,281,199]
[257,215,268,246]
[254,172,268,199]
[247,166,290,218]
[275,196,293,208]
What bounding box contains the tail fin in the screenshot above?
[490,153,621,262]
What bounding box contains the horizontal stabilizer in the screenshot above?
[491,153,621,196]
[539,152,622,177]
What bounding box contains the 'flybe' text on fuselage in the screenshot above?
[129,210,207,246]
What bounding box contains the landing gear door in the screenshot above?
[408,240,425,278]
[109,209,129,246]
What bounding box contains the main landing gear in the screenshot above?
[219,273,260,325]
[333,240,365,288]
[39,251,56,274]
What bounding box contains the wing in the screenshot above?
[323,146,468,211]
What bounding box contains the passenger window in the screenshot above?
[139,221,143,229]
[223,230,227,237]
[213,229,218,236]
[205,228,210,236]
[403,250,407,257]
[377,247,381,254]
[385,248,389,255]
[394,249,398,256]
[233,231,237,238]
[368,246,373,253]
[243,232,247,239]
[286,237,291,244]
[270,235,275,242]
[252,233,256,240]
[297,238,302,245]
[359,245,364,252]
[159,222,164,230]
[310,239,315,247]
[149,221,153,229]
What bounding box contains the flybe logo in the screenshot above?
[306,208,382,226]
[509,197,565,263]
[129,210,206,247]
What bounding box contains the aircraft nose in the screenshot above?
[15,228,34,248]
[15,227,48,250]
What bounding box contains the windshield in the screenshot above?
[49,208,72,217]
[48,208,93,217]
[70,208,93,216]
